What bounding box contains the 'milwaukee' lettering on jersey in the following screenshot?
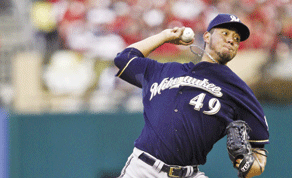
[149,76,223,101]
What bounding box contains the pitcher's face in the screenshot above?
[208,28,240,64]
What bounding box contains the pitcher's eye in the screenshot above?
[234,37,240,42]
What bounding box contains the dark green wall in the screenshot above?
[10,113,144,178]
[9,105,292,178]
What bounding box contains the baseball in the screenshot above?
[181,27,195,42]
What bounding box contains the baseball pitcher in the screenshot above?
[114,14,269,178]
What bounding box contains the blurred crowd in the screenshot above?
[34,0,292,50]
[26,0,292,112]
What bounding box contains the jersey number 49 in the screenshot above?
[189,93,221,115]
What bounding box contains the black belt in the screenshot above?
[138,153,198,178]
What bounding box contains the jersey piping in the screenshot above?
[248,139,270,143]
[117,57,137,77]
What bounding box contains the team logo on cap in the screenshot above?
[230,15,240,22]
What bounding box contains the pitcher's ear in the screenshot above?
[203,31,211,44]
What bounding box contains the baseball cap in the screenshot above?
[207,14,250,41]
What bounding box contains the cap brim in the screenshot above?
[212,22,250,41]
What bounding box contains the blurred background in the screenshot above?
[0,0,291,177]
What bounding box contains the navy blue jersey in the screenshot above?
[114,48,269,166]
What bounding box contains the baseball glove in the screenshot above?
[226,120,254,178]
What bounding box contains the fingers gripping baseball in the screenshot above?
[163,27,194,45]
[181,27,195,42]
